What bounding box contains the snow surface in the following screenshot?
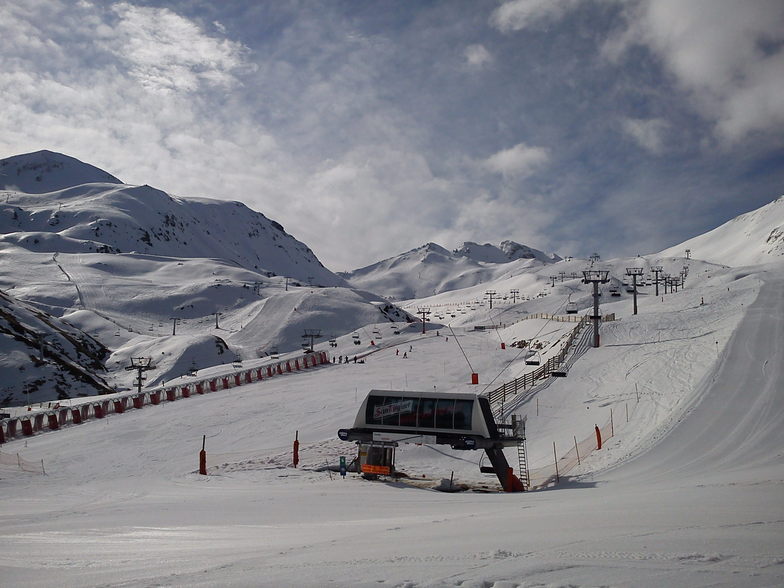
[2,259,782,587]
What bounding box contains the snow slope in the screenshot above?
[658,195,784,267]
[1,260,782,587]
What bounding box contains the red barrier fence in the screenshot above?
[0,353,328,444]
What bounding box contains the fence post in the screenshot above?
[553,442,559,483]
[574,435,580,465]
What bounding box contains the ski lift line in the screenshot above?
[447,325,475,373]
[478,291,573,395]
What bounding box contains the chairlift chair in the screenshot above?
[525,351,541,366]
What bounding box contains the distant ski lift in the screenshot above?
[525,351,541,366]
[114,329,120,337]
[352,333,360,339]
[609,286,621,296]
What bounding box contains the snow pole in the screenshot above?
[199,435,207,475]
[595,425,602,450]
[293,430,300,468]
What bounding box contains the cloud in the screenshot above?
[621,117,669,154]
[464,44,493,67]
[490,0,582,33]
[604,0,784,143]
[482,143,550,179]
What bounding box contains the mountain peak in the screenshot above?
[453,240,559,264]
[0,150,123,194]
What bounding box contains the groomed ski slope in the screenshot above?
[1,262,783,587]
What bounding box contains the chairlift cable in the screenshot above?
[478,292,572,395]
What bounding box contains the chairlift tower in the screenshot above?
[672,276,681,293]
[589,252,601,266]
[302,328,322,352]
[549,276,557,287]
[685,248,691,259]
[510,289,520,304]
[125,357,153,395]
[416,307,431,334]
[558,271,566,282]
[651,266,663,296]
[213,311,223,329]
[169,317,180,336]
[625,267,644,315]
[663,274,671,294]
[484,290,498,310]
[582,269,610,347]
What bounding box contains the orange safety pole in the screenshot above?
[199,434,207,475]
[595,424,602,450]
[293,430,300,468]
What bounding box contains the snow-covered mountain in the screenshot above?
[0,150,342,286]
[0,151,411,404]
[0,149,122,194]
[658,195,784,266]
[0,289,111,404]
[340,240,559,300]
[454,240,560,264]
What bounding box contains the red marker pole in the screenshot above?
[199,435,207,475]
[293,430,300,468]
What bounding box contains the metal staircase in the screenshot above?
[513,415,530,490]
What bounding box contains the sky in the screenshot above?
[1,0,783,271]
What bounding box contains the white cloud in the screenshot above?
[464,44,493,67]
[604,0,784,143]
[104,2,251,93]
[490,0,581,33]
[482,143,550,179]
[621,117,669,154]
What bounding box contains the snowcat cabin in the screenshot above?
[338,390,501,450]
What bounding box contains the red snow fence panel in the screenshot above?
[81,405,90,420]
[166,388,177,402]
[295,359,301,370]
[34,413,45,430]
[234,373,241,386]
[132,395,144,410]
[276,363,283,375]
[113,398,126,414]
[0,425,4,444]
[93,403,105,418]
[285,361,292,373]
[210,379,217,392]
[222,377,230,390]
[71,408,82,424]
[58,409,68,426]
[196,382,205,394]
[21,418,33,436]
[256,368,263,380]
[6,418,18,437]
[149,391,161,405]
[182,386,191,398]
[47,413,59,430]
[471,373,479,385]
[245,371,252,384]
[267,366,273,377]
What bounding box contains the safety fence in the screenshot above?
[528,414,615,489]
[0,352,330,449]
[486,314,590,406]
[0,448,46,474]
